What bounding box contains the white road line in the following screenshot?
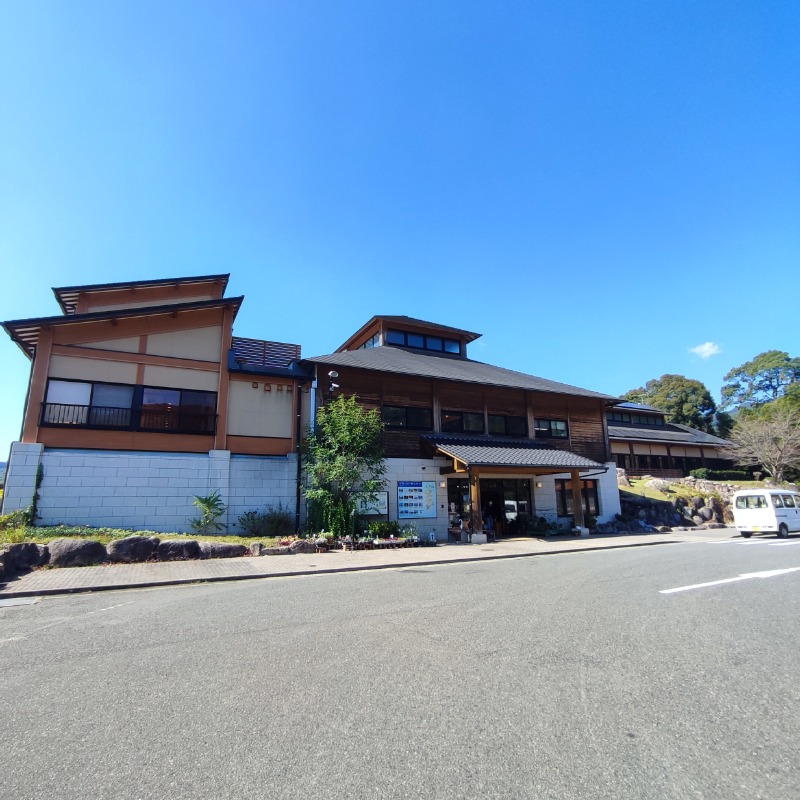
[660,567,800,594]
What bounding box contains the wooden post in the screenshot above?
[571,469,585,530]
[22,326,53,443]
[469,467,487,543]
[213,305,234,450]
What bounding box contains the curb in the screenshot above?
[0,538,681,600]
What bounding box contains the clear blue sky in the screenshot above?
[1,0,798,459]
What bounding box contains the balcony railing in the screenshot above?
[41,403,217,435]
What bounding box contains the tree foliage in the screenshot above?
[622,374,717,432]
[721,350,800,410]
[303,394,386,537]
[726,406,800,484]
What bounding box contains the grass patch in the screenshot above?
[0,525,280,548]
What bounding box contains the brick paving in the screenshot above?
[0,529,735,598]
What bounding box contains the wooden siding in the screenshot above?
[330,369,609,462]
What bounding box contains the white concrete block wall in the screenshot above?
[2,446,297,533]
[1,442,44,515]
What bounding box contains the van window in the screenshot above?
[783,495,796,508]
[736,495,768,509]
[773,495,785,508]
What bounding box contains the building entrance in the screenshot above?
[446,477,532,537]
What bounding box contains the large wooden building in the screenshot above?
[2,281,621,537]
[304,315,621,540]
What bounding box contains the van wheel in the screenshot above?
[740,531,753,538]
[778,524,789,539]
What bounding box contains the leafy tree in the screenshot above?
[726,406,800,483]
[622,374,717,433]
[714,411,735,439]
[303,394,386,537]
[721,350,800,410]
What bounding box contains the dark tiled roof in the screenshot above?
[608,424,729,446]
[614,401,660,412]
[305,346,616,400]
[424,434,605,470]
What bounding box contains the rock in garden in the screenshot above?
[199,542,248,559]
[262,546,291,555]
[48,538,107,568]
[156,540,200,561]
[698,507,714,521]
[288,539,316,554]
[249,542,263,556]
[1,542,49,575]
[107,536,159,563]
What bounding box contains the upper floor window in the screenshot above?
[488,414,527,437]
[382,405,433,430]
[386,329,460,355]
[534,418,569,439]
[609,411,665,427]
[441,410,485,434]
[358,333,380,349]
[42,378,217,434]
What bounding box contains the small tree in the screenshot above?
[303,394,386,538]
[726,407,800,484]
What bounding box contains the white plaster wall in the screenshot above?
[3,446,296,534]
[142,364,219,391]
[227,381,294,438]
[48,354,138,383]
[597,462,622,522]
[377,456,452,540]
[146,326,222,361]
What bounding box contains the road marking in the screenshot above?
[660,567,800,594]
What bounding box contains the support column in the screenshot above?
[571,469,588,537]
[469,467,487,544]
[214,305,234,450]
[21,326,53,443]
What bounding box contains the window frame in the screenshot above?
[534,418,569,439]
[381,405,434,431]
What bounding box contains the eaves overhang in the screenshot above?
[2,296,243,360]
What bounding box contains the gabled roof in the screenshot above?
[53,273,230,315]
[424,434,605,471]
[608,423,729,446]
[3,296,243,359]
[338,315,481,352]
[305,345,617,400]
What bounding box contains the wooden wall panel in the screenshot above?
[383,430,424,458]
[438,384,484,412]
[485,387,526,416]
[382,378,432,408]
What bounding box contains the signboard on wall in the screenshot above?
[357,492,389,516]
[397,481,437,519]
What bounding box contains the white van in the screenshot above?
[731,490,800,538]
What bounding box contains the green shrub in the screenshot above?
[0,508,31,531]
[237,504,295,537]
[190,490,227,535]
[367,520,402,538]
[707,469,751,481]
[689,468,710,480]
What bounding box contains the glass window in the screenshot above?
[46,380,91,406]
[556,480,599,517]
[444,339,460,354]
[382,406,407,428]
[426,336,443,351]
[407,333,424,349]
[783,495,796,508]
[180,390,217,432]
[441,411,463,433]
[386,329,405,345]
[406,407,432,430]
[141,387,181,430]
[535,418,568,438]
[506,416,527,436]
[773,495,784,508]
[463,412,484,433]
[488,414,505,435]
[89,384,134,427]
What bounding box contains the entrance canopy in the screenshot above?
[424,434,606,475]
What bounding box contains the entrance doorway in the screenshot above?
[446,477,532,537]
[480,479,531,537]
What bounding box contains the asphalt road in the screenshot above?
[2,537,800,800]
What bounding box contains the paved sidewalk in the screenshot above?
[0,528,739,599]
